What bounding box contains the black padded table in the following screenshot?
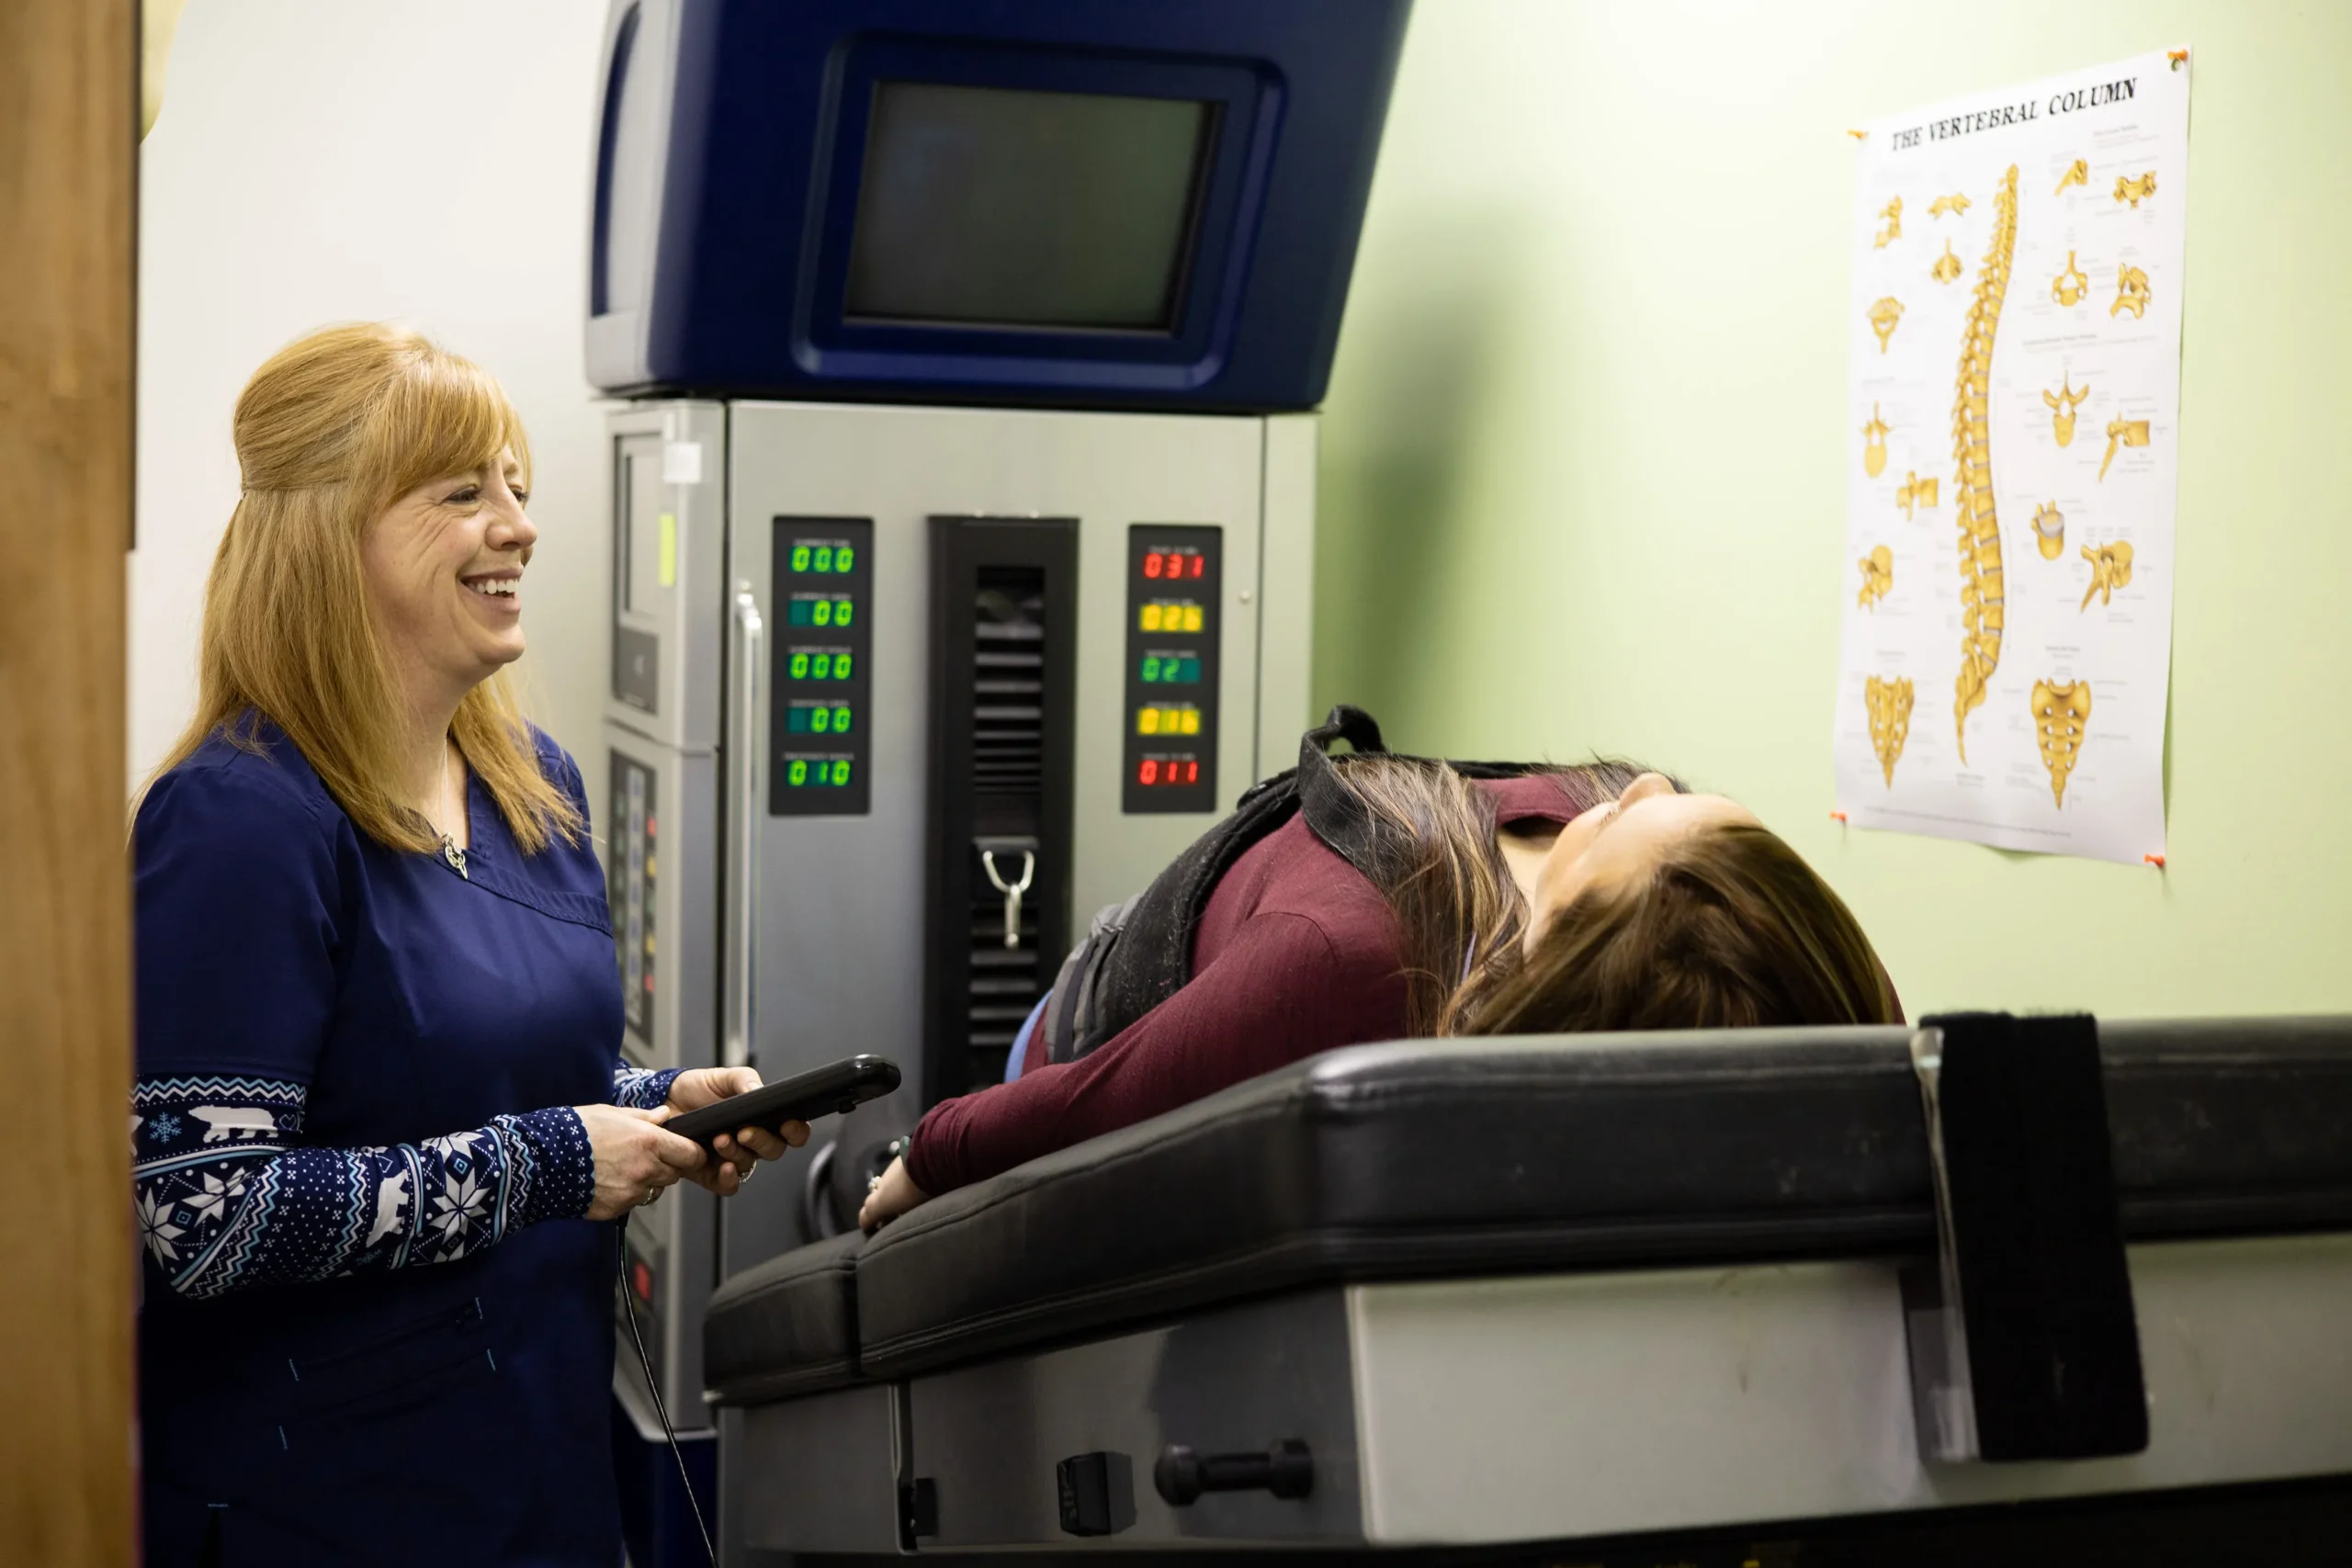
[707,1018,2352,1557]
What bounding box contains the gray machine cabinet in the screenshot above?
[717,400,1316,1275]
[604,400,729,750]
[603,726,721,1433]
[599,397,1318,1497]
[870,1234,2352,1551]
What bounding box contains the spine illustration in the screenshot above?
[1861,403,1890,477]
[2098,418,2150,480]
[2080,541,2134,609]
[1868,297,1905,353]
[2030,681,2091,807]
[2043,372,2089,445]
[1951,165,2018,765]
[1858,545,1894,609]
[1866,676,1915,785]
[2032,502,2065,559]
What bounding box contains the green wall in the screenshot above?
[1316,0,2352,1018]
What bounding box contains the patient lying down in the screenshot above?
[860,728,1897,1229]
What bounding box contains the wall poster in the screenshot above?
[1833,50,2188,864]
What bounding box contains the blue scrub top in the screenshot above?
[134,721,627,1566]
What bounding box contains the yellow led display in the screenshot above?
[1136,705,1202,736]
[1138,601,1206,634]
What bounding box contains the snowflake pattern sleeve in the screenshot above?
[612,1065,684,1111]
[131,1075,597,1300]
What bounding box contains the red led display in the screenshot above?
[1135,759,1203,786]
[1140,549,1211,583]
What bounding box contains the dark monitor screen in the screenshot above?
[844,82,1216,333]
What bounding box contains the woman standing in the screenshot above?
[131,323,795,1564]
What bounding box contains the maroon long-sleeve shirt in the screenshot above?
[905,775,1584,1196]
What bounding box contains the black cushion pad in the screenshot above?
[852,1018,2352,1380]
[704,1230,863,1404]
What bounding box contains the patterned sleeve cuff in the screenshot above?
[495,1106,597,1224]
[612,1065,685,1111]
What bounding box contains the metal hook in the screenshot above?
[980,849,1036,950]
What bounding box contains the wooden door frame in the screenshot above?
[0,2,138,1564]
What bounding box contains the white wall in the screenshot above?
[134,0,616,812]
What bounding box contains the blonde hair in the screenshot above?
[141,322,582,854]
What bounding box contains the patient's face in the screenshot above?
[1523,773,1758,952]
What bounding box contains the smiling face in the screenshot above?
[360,450,537,713]
[1524,772,1759,953]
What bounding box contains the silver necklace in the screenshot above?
[437,743,469,879]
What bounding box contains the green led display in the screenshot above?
[785,705,855,735]
[784,651,854,682]
[1140,654,1203,684]
[783,758,854,788]
[786,596,855,628]
[788,543,857,575]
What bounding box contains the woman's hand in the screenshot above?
[576,1103,709,1222]
[857,1155,930,1233]
[665,1066,808,1198]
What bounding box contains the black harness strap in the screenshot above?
[1043,706,1542,1066]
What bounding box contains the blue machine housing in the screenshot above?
[585,0,1411,412]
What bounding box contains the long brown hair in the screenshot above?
[1333,756,1897,1036]
[1332,753,1658,1035]
[138,322,581,853]
[1467,822,1899,1033]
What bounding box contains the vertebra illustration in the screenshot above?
[1897,470,1939,519]
[2052,251,2089,306]
[2031,502,2065,559]
[1868,297,1905,353]
[1875,195,1903,248]
[2080,541,2134,609]
[1858,545,1894,610]
[1861,403,1890,477]
[2030,681,2092,807]
[2098,418,2150,481]
[1951,165,2018,765]
[2114,171,2156,209]
[1929,192,1973,219]
[1931,239,1962,284]
[2042,372,2089,446]
[2055,158,2089,195]
[2111,264,2151,319]
[1865,676,1915,786]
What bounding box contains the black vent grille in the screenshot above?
[966,573,1047,1078]
[926,522,1076,1104]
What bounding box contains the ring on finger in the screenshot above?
[737,1160,755,1183]
[642,1184,661,1207]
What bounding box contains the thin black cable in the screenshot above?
[618,1219,717,1567]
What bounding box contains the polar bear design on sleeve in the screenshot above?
[367,1168,413,1249]
[193,1105,280,1143]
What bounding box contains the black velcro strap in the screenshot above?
[1924,1011,2148,1460]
